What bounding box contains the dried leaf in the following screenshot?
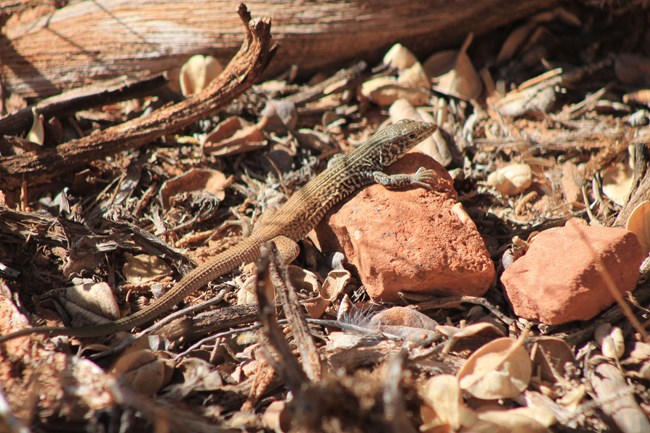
[457,337,532,399]
[111,349,172,395]
[442,322,505,355]
[300,268,346,319]
[423,50,457,77]
[398,61,430,88]
[625,201,650,256]
[27,107,45,145]
[261,99,298,132]
[557,384,586,410]
[320,269,351,301]
[496,22,537,65]
[531,337,575,383]
[262,400,289,433]
[595,323,625,360]
[487,163,533,196]
[63,281,120,320]
[383,43,418,70]
[601,160,633,206]
[361,76,429,106]
[159,168,233,208]
[420,374,463,432]
[430,34,482,100]
[122,253,173,284]
[179,54,223,96]
[476,409,552,433]
[202,116,266,156]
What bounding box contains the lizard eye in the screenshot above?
[409,133,417,140]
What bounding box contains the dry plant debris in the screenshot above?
[1,3,650,433]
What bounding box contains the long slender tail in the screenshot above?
[0,236,263,342]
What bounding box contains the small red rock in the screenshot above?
[501,219,643,325]
[315,153,495,302]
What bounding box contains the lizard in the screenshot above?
[0,119,438,343]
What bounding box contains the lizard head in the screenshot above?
[378,119,437,166]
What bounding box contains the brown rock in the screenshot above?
[314,153,495,302]
[501,219,643,325]
[369,306,438,329]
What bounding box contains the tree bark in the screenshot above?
[0,0,561,98]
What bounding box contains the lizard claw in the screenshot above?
[411,167,438,189]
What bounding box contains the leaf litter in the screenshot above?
[1,4,650,433]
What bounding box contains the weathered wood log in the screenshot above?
[0,0,560,98]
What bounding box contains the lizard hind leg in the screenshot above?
[271,235,300,265]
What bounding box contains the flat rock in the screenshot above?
[501,219,643,325]
[314,153,495,302]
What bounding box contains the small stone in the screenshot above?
[369,306,438,329]
[501,219,643,325]
[315,153,495,302]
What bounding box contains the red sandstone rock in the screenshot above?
[501,219,643,325]
[314,153,495,302]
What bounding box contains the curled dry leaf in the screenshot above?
[122,252,173,284]
[496,22,538,65]
[595,323,625,360]
[423,50,457,77]
[320,269,351,301]
[63,281,120,320]
[111,349,173,395]
[624,341,650,364]
[441,322,505,355]
[294,128,331,151]
[457,337,532,399]
[398,61,430,89]
[202,116,266,156]
[179,54,223,96]
[288,265,321,294]
[601,159,633,206]
[302,268,349,319]
[159,168,233,208]
[476,408,553,433]
[27,107,45,145]
[175,357,224,392]
[261,99,298,132]
[557,384,586,411]
[487,163,533,196]
[420,374,463,432]
[427,34,482,100]
[531,337,575,383]
[361,76,429,107]
[262,400,290,433]
[383,43,418,70]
